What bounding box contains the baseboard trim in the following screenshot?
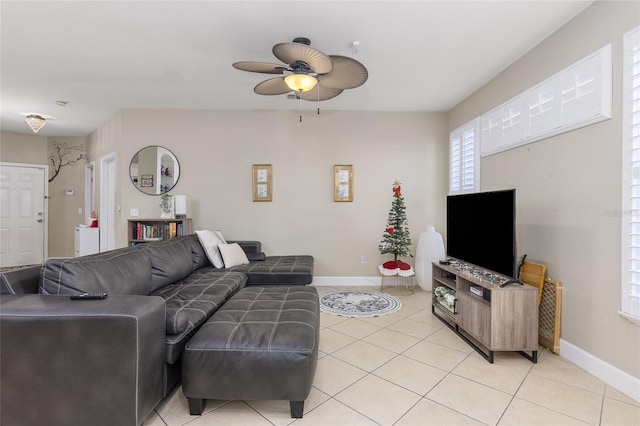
[560,339,640,403]
[311,276,381,286]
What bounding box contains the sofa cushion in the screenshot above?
[166,307,189,335]
[146,237,194,292]
[225,255,314,285]
[184,234,210,270]
[195,230,225,268]
[150,268,247,364]
[219,243,250,268]
[39,246,151,295]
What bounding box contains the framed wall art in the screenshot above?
[140,174,154,188]
[334,164,353,202]
[252,164,272,202]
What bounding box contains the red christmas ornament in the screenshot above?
[388,226,394,234]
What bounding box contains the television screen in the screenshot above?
[446,189,516,278]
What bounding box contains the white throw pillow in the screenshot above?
[195,230,225,268]
[218,243,250,268]
[214,230,227,244]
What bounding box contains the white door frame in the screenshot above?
[0,161,49,263]
[84,161,95,222]
[99,153,116,252]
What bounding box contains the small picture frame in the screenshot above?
[141,174,153,188]
[252,164,272,202]
[334,164,353,202]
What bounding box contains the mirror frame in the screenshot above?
[129,145,181,195]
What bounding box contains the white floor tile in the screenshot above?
[141,286,623,426]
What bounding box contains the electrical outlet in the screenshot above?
[361,255,367,264]
[130,208,139,217]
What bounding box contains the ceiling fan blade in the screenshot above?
[272,43,333,74]
[319,56,369,90]
[254,77,291,95]
[233,61,288,74]
[296,83,343,101]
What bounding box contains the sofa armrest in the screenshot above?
[228,240,266,261]
[0,265,40,294]
[0,294,166,426]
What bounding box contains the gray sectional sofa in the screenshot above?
[0,234,315,426]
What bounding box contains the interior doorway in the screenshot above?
[0,162,48,267]
[99,153,116,252]
[84,162,95,223]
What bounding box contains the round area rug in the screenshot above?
[319,290,402,318]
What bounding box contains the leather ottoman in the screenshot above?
[182,286,319,418]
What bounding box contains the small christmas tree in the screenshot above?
[379,180,412,261]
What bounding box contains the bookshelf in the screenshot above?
[127,218,192,246]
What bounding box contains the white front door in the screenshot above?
[0,163,47,267]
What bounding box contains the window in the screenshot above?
[449,118,480,194]
[622,25,640,324]
[481,44,612,157]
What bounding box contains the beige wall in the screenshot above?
[449,1,640,379]
[0,131,48,165]
[92,109,449,277]
[47,137,88,257]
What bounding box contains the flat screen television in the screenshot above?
[446,189,516,278]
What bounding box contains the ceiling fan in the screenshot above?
[232,37,368,102]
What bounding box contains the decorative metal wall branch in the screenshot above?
[49,142,87,182]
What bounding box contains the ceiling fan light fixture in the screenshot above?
[284,73,317,92]
[25,114,46,133]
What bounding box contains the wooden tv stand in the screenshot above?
[431,261,538,363]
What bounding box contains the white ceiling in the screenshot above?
[1,1,593,137]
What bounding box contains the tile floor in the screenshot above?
[144,286,640,426]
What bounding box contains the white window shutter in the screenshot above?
[622,25,640,323]
[481,109,502,155]
[528,76,561,138]
[449,132,462,192]
[450,119,480,194]
[481,44,612,157]
[501,95,526,145]
[561,52,601,125]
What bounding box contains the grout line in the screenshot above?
[598,389,606,426]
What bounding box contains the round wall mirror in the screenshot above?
[129,146,180,195]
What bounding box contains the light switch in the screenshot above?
[77,208,83,215]
[130,208,139,217]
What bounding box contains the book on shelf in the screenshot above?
[132,221,185,241]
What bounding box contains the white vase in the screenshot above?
[414,226,446,291]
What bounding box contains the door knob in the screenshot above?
[37,219,43,223]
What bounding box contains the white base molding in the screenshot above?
[560,339,640,403]
[312,276,381,287]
